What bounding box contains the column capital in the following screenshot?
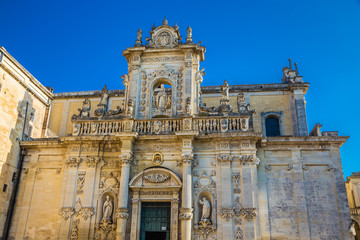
[217,155,233,167]
[177,153,195,167]
[119,153,133,165]
[179,208,193,220]
[116,208,129,219]
[66,157,82,168]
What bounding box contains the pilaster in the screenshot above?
[177,132,197,240]
[217,154,234,240]
[116,133,137,240]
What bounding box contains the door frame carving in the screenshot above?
[129,167,182,240]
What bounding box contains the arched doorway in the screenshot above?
[129,167,182,240]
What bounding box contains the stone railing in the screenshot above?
[72,116,251,136]
[350,208,360,216]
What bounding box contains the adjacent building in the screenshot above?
[0,19,353,240]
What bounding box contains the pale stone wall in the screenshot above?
[258,139,352,240]
[0,47,53,239]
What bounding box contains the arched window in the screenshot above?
[265,116,280,137]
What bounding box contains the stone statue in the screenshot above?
[137,29,142,41]
[121,74,129,88]
[195,68,205,83]
[98,85,109,107]
[186,97,191,115]
[80,99,91,118]
[350,222,356,236]
[94,85,109,117]
[186,26,193,43]
[199,197,211,220]
[221,80,229,100]
[127,99,134,117]
[187,26,192,38]
[156,85,171,110]
[102,195,113,222]
[282,67,290,83]
[135,29,142,47]
[72,99,91,120]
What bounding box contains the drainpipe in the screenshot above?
[3,101,29,239]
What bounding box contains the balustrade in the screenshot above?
[72,116,251,136]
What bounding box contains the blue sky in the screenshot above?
[1,0,359,178]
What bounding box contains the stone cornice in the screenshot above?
[261,136,348,147]
[53,89,125,99]
[201,82,309,95]
[0,47,53,103]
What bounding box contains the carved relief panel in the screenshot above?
[193,170,217,239]
[95,171,120,240]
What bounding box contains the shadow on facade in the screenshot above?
[1,90,34,239]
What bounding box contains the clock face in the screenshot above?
[156,31,172,48]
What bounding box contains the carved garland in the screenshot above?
[144,173,169,183]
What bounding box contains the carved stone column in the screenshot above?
[180,153,194,240]
[171,194,180,240]
[58,157,82,239]
[217,155,234,240]
[79,157,101,239]
[130,193,140,240]
[116,153,132,240]
[116,133,137,240]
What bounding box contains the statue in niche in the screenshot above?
[155,85,171,110]
[199,197,211,221]
[102,195,113,222]
[95,85,109,117]
[221,80,229,100]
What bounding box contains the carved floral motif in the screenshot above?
[239,208,256,221]
[77,172,86,194]
[232,171,241,193]
[217,155,233,166]
[59,207,75,220]
[79,207,94,220]
[70,219,80,240]
[220,207,235,221]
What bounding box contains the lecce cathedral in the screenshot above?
[0,19,355,240]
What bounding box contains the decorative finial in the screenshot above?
[163,17,168,25]
[186,26,193,43]
[151,23,156,31]
[288,58,292,71]
[294,63,299,76]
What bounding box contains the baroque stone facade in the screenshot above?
[0,19,354,240]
